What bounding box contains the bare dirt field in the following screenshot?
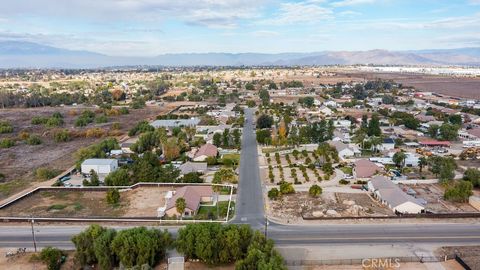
[404,184,478,213]
[344,72,480,99]
[0,103,180,200]
[0,186,170,217]
[268,192,393,222]
[435,246,480,269]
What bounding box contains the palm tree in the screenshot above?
[370,136,383,153]
[418,156,428,173]
[175,197,186,218]
[157,127,168,155]
[393,151,407,169]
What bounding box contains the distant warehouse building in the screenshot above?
[81,159,118,175]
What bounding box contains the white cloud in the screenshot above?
[339,10,362,16]
[469,0,480,5]
[261,1,334,25]
[331,0,377,7]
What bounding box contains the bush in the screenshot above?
[95,115,108,124]
[26,135,42,145]
[36,167,59,180]
[106,188,120,205]
[53,129,71,142]
[128,120,154,136]
[40,247,65,270]
[339,179,350,185]
[279,182,295,194]
[309,185,322,197]
[45,117,64,128]
[119,107,130,114]
[444,181,473,202]
[31,116,49,125]
[0,121,13,133]
[0,138,15,148]
[85,128,106,138]
[268,188,280,200]
[111,122,121,130]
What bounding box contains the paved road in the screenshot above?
[232,108,265,228]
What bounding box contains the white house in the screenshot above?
[329,141,355,160]
[318,106,333,116]
[81,159,118,175]
[378,138,395,151]
[333,120,351,128]
[368,176,425,214]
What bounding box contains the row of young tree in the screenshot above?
[68,224,286,270]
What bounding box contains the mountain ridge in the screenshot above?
[1,41,479,68]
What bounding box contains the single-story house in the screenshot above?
[329,141,355,160]
[179,162,208,175]
[353,159,381,180]
[81,159,118,175]
[378,138,395,151]
[150,118,200,129]
[367,176,425,214]
[193,144,218,162]
[164,186,215,217]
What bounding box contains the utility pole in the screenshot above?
[30,216,37,252]
[264,217,269,239]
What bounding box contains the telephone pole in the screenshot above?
[30,216,37,252]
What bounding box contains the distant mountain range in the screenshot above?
[1,41,480,68]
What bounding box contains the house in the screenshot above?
[332,130,352,143]
[179,162,208,175]
[353,159,381,179]
[333,119,351,128]
[367,176,425,214]
[150,118,200,129]
[81,159,118,175]
[378,138,395,151]
[164,186,215,217]
[319,106,333,116]
[193,144,218,162]
[329,141,355,160]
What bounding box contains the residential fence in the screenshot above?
[301,211,480,220]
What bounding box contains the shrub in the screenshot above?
[309,185,322,197]
[128,120,154,136]
[45,117,64,128]
[85,128,106,138]
[53,129,71,142]
[339,179,350,185]
[18,131,30,140]
[279,182,295,194]
[26,135,42,145]
[444,181,473,202]
[95,115,108,124]
[0,121,13,133]
[111,122,121,130]
[36,167,59,180]
[40,246,65,270]
[31,116,49,125]
[119,107,129,114]
[0,138,15,148]
[106,188,120,205]
[268,188,280,200]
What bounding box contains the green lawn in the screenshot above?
[196,201,235,220]
[339,166,353,175]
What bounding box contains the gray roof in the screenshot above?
[369,176,424,208]
[81,159,117,166]
[150,118,200,128]
[329,140,351,152]
[179,162,208,174]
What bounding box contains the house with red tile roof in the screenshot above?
[353,159,381,180]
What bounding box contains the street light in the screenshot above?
[30,216,37,252]
[264,217,269,239]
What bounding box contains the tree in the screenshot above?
[448,114,462,125]
[83,170,100,186]
[213,132,222,147]
[428,124,440,139]
[278,119,287,142]
[419,156,428,173]
[213,168,237,185]
[93,228,117,270]
[309,185,322,197]
[110,227,171,268]
[40,247,65,270]
[222,128,230,147]
[463,168,480,187]
[444,181,473,202]
[176,197,186,216]
[256,114,273,129]
[232,129,241,148]
[439,123,458,141]
[392,151,407,168]
[72,225,107,266]
[370,136,383,153]
[106,188,120,205]
[180,172,203,183]
[268,188,280,200]
[367,114,381,137]
[298,96,314,107]
[256,129,271,145]
[104,168,130,186]
[429,156,457,183]
[259,89,270,105]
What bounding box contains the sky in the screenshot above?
[0,0,479,56]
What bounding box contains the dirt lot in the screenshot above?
[345,71,480,99]
[435,246,480,269]
[0,103,181,200]
[403,184,478,213]
[0,249,76,270]
[269,192,393,222]
[0,186,170,217]
[265,152,325,184]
